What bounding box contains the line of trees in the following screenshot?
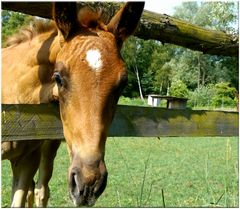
[120,2,238,108]
[2,2,239,109]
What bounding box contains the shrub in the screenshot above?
[169,80,189,98]
[188,82,238,108]
[188,85,215,107]
[211,82,237,108]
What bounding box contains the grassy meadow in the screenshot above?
[1,137,238,207]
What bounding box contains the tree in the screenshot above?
[169,80,189,98]
[121,37,159,98]
[147,44,175,95]
[194,2,238,34]
[171,2,239,90]
[154,62,172,95]
[174,2,199,23]
[174,1,238,34]
[211,82,237,108]
[121,37,144,98]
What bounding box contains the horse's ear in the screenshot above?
[52,2,78,40]
[107,2,145,47]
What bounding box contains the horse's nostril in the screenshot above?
[70,173,75,187]
[93,171,108,197]
[70,168,82,196]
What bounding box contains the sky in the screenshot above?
[144,0,183,15]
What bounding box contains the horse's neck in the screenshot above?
[2,32,60,104]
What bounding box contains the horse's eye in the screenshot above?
[53,72,63,87]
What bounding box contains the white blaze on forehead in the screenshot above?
[86,49,102,71]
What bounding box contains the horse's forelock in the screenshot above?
[5,7,108,48]
[77,7,107,31]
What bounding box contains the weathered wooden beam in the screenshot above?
[2,2,238,57]
[2,104,238,141]
[137,10,238,57]
[1,2,53,19]
[2,104,63,141]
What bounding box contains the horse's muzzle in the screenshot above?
[68,161,108,207]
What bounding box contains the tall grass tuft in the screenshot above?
[139,151,151,207]
[204,153,215,205]
[224,138,231,207]
[112,137,161,207]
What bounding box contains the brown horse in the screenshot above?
[2,2,144,207]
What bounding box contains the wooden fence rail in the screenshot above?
[2,104,238,141]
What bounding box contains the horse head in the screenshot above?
[52,2,144,206]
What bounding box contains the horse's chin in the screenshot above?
[70,193,96,207]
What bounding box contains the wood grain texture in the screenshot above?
[2,104,238,141]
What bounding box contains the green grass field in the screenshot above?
[1,137,239,207]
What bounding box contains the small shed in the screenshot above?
[147,95,188,109]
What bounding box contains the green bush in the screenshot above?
[188,85,215,107]
[211,82,237,108]
[169,80,189,98]
[211,96,237,108]
[188,82,238,108]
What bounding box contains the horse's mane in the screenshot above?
[6,7,107,47]
[6,20,57,47]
